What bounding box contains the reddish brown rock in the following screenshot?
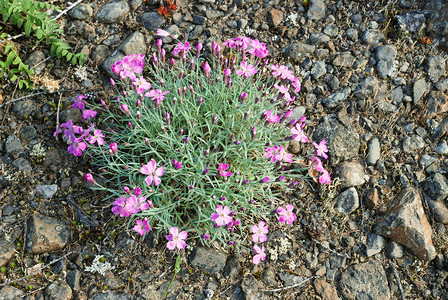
[268,9,284,27]
[365,187,380,208]
[0,240,15,268]
[427,91,448,118]
[374,187,437,261]
[314,279,339,300]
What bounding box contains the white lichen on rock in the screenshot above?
[285,12,299,26]
[84,255,115,276]
[30,142,46,158]
[74,65,88,81]
[267,236,291,261]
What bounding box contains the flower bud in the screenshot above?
[110,78,115,86]
[134,187,142,196]
[223,68,231,77]
[212,115,218,124]
[239,92,248,103]
[110,142,118,154]
[202,169,209,175]
[123,186,130,193]
[156,38,162,50]
[202,234,210,240]
[202,62,211,76]
[137,111,141,119]
[85,173,95,183]
[165,112,171,126]
[145,138,150,145]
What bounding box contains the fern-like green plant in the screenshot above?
[0,0,87,89]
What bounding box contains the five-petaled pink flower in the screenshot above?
[264,110,280,123]
[133,76,152,95]
[166,227,188,250]
[133,218,151,236]
[218,163,232,178]
[276,146,293,163]
[313,139,329,159]
[290,123,308,143]
[141,159,165,186]
[265,145,279,162]
[270,64,294,80]
[236,61,258,78]
[251,221,269,243]
[319,170,331,185]
[86,129,105,146]
[171,41,192,57]
[276,204,296,225]
[252,244,266,265]
[210,205,233,227]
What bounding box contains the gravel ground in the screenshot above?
[1,0,448,299]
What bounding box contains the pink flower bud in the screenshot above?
[85,173,95,183]
[202,62,211,76]
[110,78,115,86]
[137,111,141,119]
[156,29,170,37]
[110,142,118,154]
[134,187,142,196]
[223,68,231,77]
[145,138,150,145]
[196,42,203,52]
[156,38,163,49]
[165,112,171,126]
[121,104,129,113]
[123,186,130,193]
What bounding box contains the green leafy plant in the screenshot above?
[0,0,87,88]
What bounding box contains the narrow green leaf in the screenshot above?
[4,43,14,54]
[24,21,32,37]
[13,56,21,65]
[36,28,43,40]
[5,51,15,67]
[18,80,23,89]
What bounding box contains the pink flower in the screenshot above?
[251,221,269,243]
[276,204,296,225]
[111,196,127,216]
[133,76,152,95]
[276,146,293,163]
[236,61,258,78]
[172,159,182,169]
[141,159,165,186]
[124,195,140,215]
[82,110,97,121]
[120,55,144,80]
[156,29,170,37]
[218,163,232,178]
[265,145,279,162]
[67,138,87,156]
[73,95,86,109]
[310,156,325,172]
[290,123,308,143]
[270,64,294,80]
[248,39,269,58]
[264,110,280,123]
[166,227,188,250]
[291,76,301,93]
[145,89,169,107]
[274,84,289,94]
[85,173,95,182]
[319,170,331,185]
[172,41,192,56]
[252,244,266,265]
[133,218,151,236]
[313,139,329,159]
[86,129,105,146]
[109,142,118,154]
[210,205,233,227]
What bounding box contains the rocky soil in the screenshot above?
[1,0,448,299]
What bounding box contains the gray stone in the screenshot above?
[427,198,448,224]
[189,247,227,274]
[367,137,381,166]
[26,213,71,254]
[68,3,93,19]
[346,28,358,41]
[20,125,37,143]
[307,0,326,21]
[12,99,35,118]
[91,45,110,65]
[402,135,425,153]
[101,50,126,79]
[5,134,23,154]
[227,20,237,29]
[95,0,129,23]
[374,187,437,261]
[424,55,446,82]
[12,157,32,172]
[313,115,360,164]
[391,87,403,103]
[413,78,427,104]
[35,184,58,199]
[0,286,25,300]
[45,280,72,300]
[25,50,46,75]
[423,173,448,202]
[322,92,345,108]
[117,31,147,56]
[436,141,448,154]
[334,187,359,214]
[323,24,338,37]
[366,232,386,257]
[241,276,267,300]
[362,30,386,45]
[65,20,95,36]
[206,9,225,19]
[161,25,181,43]
[309,32,330,45]
[187,25,204,40]
[223,257,241,281]
[339,260,390,300]
[141,12,165,32]
[333,51,355,67]
[427,90,448,118]
[325,74,340,91]
[60,108,82,124]
[92,292,132,300]
[376,45,397,78]
[66,270,81,291]
[350,13,362,23]
[388,241,405,259]
[238,19,248,29]
[311,60,326,79]
[192,14,207,25]
[282,42,315,62]
[130,0,143,10]
[395,13,426,32]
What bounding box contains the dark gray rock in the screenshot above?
[92,292,132,300]
[353,76,379,99]
[186,25,203,40]
[325,74,340,91]
[424,55,446,82]
[60,108,82,124]
[101,50,126,79]
[423,173,448,202]
[117,31,147,56]
[65,20,94,37]
[206,9,225,19]
[95,0,129,23]
[189,247,227,274]
[322,92,345,108]
[391,87,403,103]
[313,114,360,164]
[0,286,25,300]
[282,42,315,62]
[362,30,386,45]
[334,187,359,214]
[376,45,397,78]
[141,12,165,32]
[426,90,448,118]
[45,280,72,300]
[12,157,32,172]
[26,213,71,254]
[366,232,386,257]
[241,275,267,300]
[68,3,93,19]
[66,269,81,291]
[12,99,35,118]
[339,260,390,299]
[436,141,448,155]
[346,28,358,41]
[223,257,241,281]
[5,134,23,154]
[25,50,46,75]
[309,32,330,45]
[20,125,37,143]
[350,13,362,23]
[395,12,426,32]
[311,60,326,79]
[427,197,448,224]
[91,45,110,65]
[307,0,326,21]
